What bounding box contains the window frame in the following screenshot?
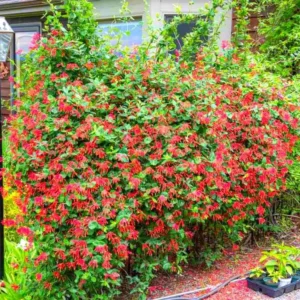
[10,22,42,105]
[164,14,200,51]
[163,12,209,53]
[11,22,42,62]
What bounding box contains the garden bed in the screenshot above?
[143,221,300,300]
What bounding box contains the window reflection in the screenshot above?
[98,20,143,47]
[15,32,37,80]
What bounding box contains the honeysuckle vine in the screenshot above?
[3,0,299,299]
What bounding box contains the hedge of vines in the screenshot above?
[5,0,299,298]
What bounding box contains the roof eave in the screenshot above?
[0,0,63,11]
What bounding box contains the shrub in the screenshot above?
[257,0,300,77]
[286,77,300,192]
[3,186,21,242]
[5,0,298,298]
[3,134,21,242]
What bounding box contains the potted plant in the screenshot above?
[262,271,280,287]
[249,267,266,281]
[260,243,300,288]
[292,263,300,282]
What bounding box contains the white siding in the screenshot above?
[160,0,209,13]
[91,0,145,20]
[0,5,51,16]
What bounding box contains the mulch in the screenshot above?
[148,220,300,300]
[118,219,300,300]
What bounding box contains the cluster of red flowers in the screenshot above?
[5,0,298,298]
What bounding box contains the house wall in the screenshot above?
[92,0,145,19]
[0,0,233,41]
[0,0,234,49]
[0,62,11,119]
[232,8,268,51]
[91,0,232,46]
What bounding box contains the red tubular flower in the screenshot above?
[78,279,86,289]
[36,273,42,282]
[113,244,129,259]
[85,62,95,70]
[88,260,98,269]
[106,232,120,245]
[95,245,108,254]
[51,30,60,36]
[104,272,120,280]
[102,259,112,270]
[11,263,19,269]
[34,252,48,266]
[256,206,265,216]
[16,227,32,237]
[11,284,19,291]
[232,244,239,251]
[53,271,61,279]
[34,196,43,206]
[2,219,17,227]
[44,282,52,290]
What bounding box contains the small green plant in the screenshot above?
[196,248,222,268]
[3,186,21,242]
[260,243,300,282]
[268,271,281,284]
[249,267,266,279]
[0,239,32,300]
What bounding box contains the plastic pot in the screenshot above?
[292,274,300,282]
[263,277,279,288]
[250,274,266,282]
[278,277,292,288]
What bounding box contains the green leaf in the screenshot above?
[144,137,152,144]
[286,265,293,275]
[266,266,275,274]
[88,221,101,230]
[265,260,277,266]
[259,255,268,262]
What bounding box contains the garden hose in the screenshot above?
[154,272,250,300]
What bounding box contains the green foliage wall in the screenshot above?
[257,0,300,77]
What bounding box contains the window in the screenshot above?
[11,23,41,82]
[97,20,142,47]
[164,14,200,50]
[165,15,196,50]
